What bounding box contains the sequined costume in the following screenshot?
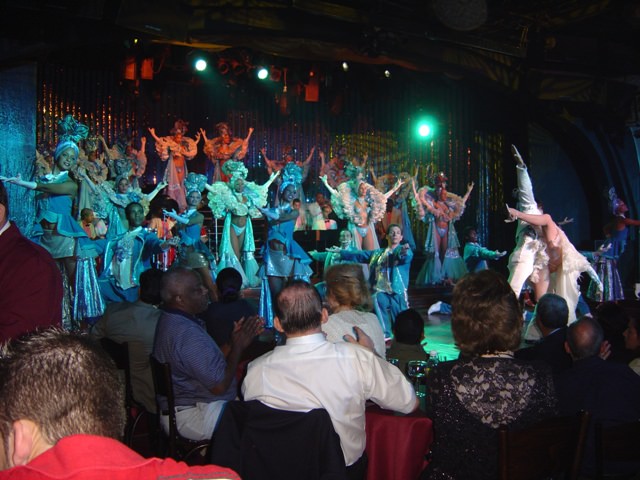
[258,204,313,328]
[206,163,277,287]
[98,227,167,302]
[413,186,468,285]
[173,209,217,272]
[341,245,413,339]
[585,228,627,301]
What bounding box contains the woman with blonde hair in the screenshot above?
[322,263,386,357]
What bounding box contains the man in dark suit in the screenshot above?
[555,316,640,477]
[515,293,572,374]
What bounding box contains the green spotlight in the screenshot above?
[415,116,436,138]
[257,67,269,80]
[194,58,207,72]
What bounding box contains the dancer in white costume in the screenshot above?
[205,161,279,287]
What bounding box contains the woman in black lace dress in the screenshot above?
[423,270,558,479]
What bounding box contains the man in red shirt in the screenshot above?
[0,329,240,480]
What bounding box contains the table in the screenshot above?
[365,404,433,480]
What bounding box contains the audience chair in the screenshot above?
[498,410,590,480]
[149,356,209,463]
[210,400,348,480]
[595,419,640,479]
[99,338,146,447]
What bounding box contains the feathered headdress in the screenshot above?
[84,135,99,153]
[55,114,89,160]
[170,119,188,136]
[279,162,302,193]
[223,160,248,181]
[184,172,208,194]
[345,161,365,181]
[608,187,624,215]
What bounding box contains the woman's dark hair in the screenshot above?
[216,267,243,303]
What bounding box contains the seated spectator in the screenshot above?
[153,267,263,441]
[0,181,62,342]
[0,329,240,479]
[515,293,573,374]
[322,263,386,357]
[386,309,427,375]
[623,315,640,375]
[203,267,258,353]
[555,316,640,477]
[423,270,557,480]
[243,281,417,478]
[593,301,634,364]
[91,268,165,413]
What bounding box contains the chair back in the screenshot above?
[595,419,640,479]
[100,337,144,446]
[149,355,208,462]
[498,410,590,480]
[210,400,348,480]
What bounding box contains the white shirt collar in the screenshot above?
[0,220,10,237]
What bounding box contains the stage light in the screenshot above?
[384,69,391,78]
[257,67,269,80]
[342,61,349,72]
[194,58,207,72]
[415,116,437,138]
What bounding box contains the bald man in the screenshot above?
[152,267,263,441]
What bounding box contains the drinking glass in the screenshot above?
[406,360,427,397]
[387,357,400,367]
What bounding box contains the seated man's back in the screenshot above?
[242,281,417,468]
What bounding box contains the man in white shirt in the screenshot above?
[242,281,418,478]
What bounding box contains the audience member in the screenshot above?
[515,293,572,374]
[243,281,417,478]
[0,181,62,342]
[593,301,634,364]
[153,267,263,441]
[623,316,640,375]
[91,268,165,413]
[322,263,386,357]
[386,309,427,375]
[555,316,640,476]
[423,270,557,480]
[203,267,258,353]
[0,329,240,479]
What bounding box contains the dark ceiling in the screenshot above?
[2,0,640,101]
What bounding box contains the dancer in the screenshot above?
[585,188,640,301]
[98,202,176,303]
[104,133,147,187]
[261,145,315,206]
[258,163,313,328]
[373,169,417,250]
[463,226,507,272]
[201,122,253,182]
[163,173,218,301]
[205,161,279,287]
[319,145,349,189]
[309,228,358,299]
[505,205,603,323]
[77,135,108,217]
[505,145,550,301]
[321,161,403,251]
[331,224,413,339]
[413,171,473,285]
[148,119,200,210]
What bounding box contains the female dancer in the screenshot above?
[321,161,402,250]
[205,161,278,286]
[586,188,640,301]
[261,145,315,206]
[372,169,417,250]
[413,172,473,285]
[163,173,218,301]
[258,163,313,327]
[148,119,200,210]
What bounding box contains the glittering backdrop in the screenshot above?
[0,64,37,235]
[35,63,511,250]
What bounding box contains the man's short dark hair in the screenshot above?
[216,267,243,303]
[274,281,323,335]
[566,316,604,360]
[535,293,569,330]
[0,329,126,447]
[139,268,164,305]
[393,309,424,345]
